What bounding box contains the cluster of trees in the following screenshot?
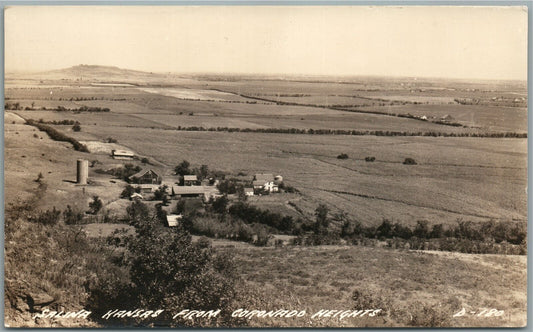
[169,126,527,138]
[38,119,79,125]
[28,196,104,227]
[56,106,110,112]
[4,102,23,110]
[7,195,242,327]
[296,211,527,254]
[228,202,296,233]
[26,120,89,152]
[174,160,224,184]
[89,201,242,326]
[101,164,142,182]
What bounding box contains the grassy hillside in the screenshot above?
[225,245,526,327]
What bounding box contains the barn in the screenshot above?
[128,169,162,184]
[112,149,134,160]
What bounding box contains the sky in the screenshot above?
[4,5,528,80]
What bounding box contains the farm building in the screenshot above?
[183,175,199,186]
[253,173,279,193]
[166,214,183,227]
[138,184,160,193]
[244,187,254,196]
[129,168,162,184]
[440,114,455,121]
[172,185,220,201]
[112,149,134,160]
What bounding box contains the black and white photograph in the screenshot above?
[3,4,528,328]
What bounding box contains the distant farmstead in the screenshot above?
[112,149,134,160]
[129,169,162,185]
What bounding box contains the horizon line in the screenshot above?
[5,64,528,83]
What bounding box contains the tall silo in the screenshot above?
[77,159,89,185]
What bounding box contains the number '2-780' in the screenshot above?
[453,308,504,317]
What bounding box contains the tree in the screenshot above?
[88,205,241,327]
[72,123,81,132]
[314,204,330,234]
[212,195,229,215]
[376,219,393,239]
[88,196,103,215]
[174,199,186,215]
[217,179,237,195]
[153,185,169,202]
[198,164,209,180]
[126,200,151,227]
[120,185,135,199]
[174,160,191,176]
[413,220,429,239]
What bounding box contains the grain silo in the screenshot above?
[77,159,89,185]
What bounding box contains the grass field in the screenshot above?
[52,125,526,226]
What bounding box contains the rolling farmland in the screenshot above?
[4,66,527,328]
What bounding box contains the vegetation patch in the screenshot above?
[26,119,89,152]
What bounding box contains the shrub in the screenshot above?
[403,157,417,165]
[337,153,349,159]
[31,207,61,226]
[35,172,44,183]
[72,123,81,132]
[63,205,85,225]
[365,156,376,162]
[88,196,103,215]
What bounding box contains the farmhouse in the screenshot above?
[112,149,134,160]
[183,175,199,186]
[166,214,183,227]
[129,168,162,185]
[253,173,279,193]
